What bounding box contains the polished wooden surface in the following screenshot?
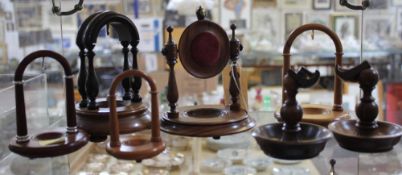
[76,99,151,142]
[10,50,88,158]
[75,11,148,142]
[253,68,331,160]
[106,70,165,161]
[161,26,179,118]
[9,128,88,158]
[162,105,247,125]
[161,117,255,137]
[77,11,142,109]
[278,23,346,125]
[282,23,344,112]
[329,61,402,152]
[178,7,229,79]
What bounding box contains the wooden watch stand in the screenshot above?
[106,70,165,161]
[160,7,255,138]
[9,50,88,158]
[275,23,350,126]
[253,67,331,160]
[75,11,150,142]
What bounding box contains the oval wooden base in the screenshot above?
[161,109,255,137]
[9,128,88,159]
[329,120,402,152]
[106,135,165,161]
[252,123,331,160]
[274,104,351,126]
[76,99,150,142]
[162,105,247,125]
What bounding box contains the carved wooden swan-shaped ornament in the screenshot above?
[106,70,165,161]
[9,50,88,158]
[253,67,331,160]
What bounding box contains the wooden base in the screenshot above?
[275,104,351,126]
[329,120,402,152]
[106,135,165,161]
[9,128,88,158]
[252,122,331,160]
[162,105,247,125]
[161,107,255,137]
[76,98,150,142]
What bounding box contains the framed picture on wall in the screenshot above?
[220,0,252,30]
[331,14,359,39]
[364,14,393,40]
[252,8,281,42]
[282,0,309,9]
[313,0,331,10]
[14,3,43,30]
[368,0,388,9]
[124,0,153,17]
[253,0,277,7]
[305,13,329,26]
[284,12,303,38]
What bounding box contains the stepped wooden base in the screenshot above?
[76,98,150,142]
[161,105,255,137]
[9,128,88,158]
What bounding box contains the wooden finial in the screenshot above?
[196,6,206,20]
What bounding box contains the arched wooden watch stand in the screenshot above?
[329,61,402,152]
[253,68,331,160]
[75,11,150,142]
[275,23,350,126]
[9,50,88,158]
[160,7,255,137]
[106,70,165,161]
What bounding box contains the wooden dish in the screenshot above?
[253,67,331,160]
[106,70,165,161]
[162,105,247,125]
[329,61,402,152]
[9,50,88,158]
[253,123,331,160]
[178,19,229,79]
[329,120,402,152]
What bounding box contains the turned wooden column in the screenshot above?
[77,49,88,107]
[335,61,379,129]
[121,41,132,100]
[130,40,142,103]
[85,48,99,110]
[162,26,179,118]
[229,24,242,111]
[280,68,320,132]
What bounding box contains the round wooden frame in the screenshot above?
[179,20,230,79]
